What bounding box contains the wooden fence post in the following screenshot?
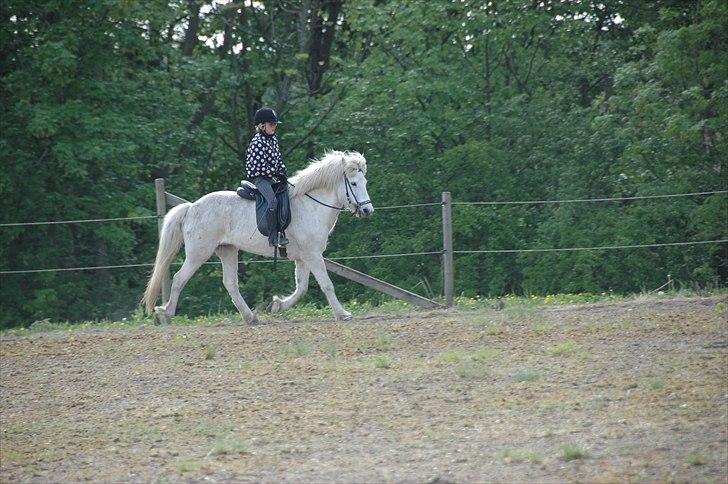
[442,192,454,307]
[154,178,171,305]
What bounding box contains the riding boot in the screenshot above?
[266,208,289,247]
[266,208,278,246]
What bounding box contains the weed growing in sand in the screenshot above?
[193,421,232,439]
[375,332,393,352]
[513,371,540,382]
[323,341,338,360]
[174,459,202,473]
[209,438,250,456]
[686,453,707,466]
[373,355,392,369]
[642,377,667,391]
[439,351,466,363]
[484,324,505,336]
[471,348,498,361]
[282,339,313,358]
[205,346,217,360]
[534,323,554,334]
[560,445,588,461]
[501,448,542,464]
[548,340,577,356]
[455,363,490,380]
[124,423,164,442]
[439,348,498,380]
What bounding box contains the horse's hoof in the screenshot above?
[247,316,261,326]
[336,311,352,322]
[271,296,283,313]
[154,307,170,325]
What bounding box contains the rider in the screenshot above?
[246,107,289,248]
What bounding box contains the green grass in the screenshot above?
[374,332,393,352]
[513,371,540,382]
[547,340,578,356]
[534,323,554,334]
[323,341,338,360]
[282,339,314,358]
[454,364,490,380]
[560,445,589,461]
[439,351,466,364]
[642,377,668,391]
[174,459,202,473]
[373,355,392,369]
[501,448,542,464]
[209,438,250,456]
[470,348,498,361]
[5,289,725,335]
[686,453,707,466]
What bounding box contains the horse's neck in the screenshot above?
[299,187,342,230]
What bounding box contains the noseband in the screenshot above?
[344,172,371,215]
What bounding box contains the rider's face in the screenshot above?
[264,122,278,135]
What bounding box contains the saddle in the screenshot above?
[236,178,291,237]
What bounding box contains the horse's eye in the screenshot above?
[351,182,357,186]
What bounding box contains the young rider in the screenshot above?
[246,107,288,247]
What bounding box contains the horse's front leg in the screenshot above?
[271,260,310,313]
[305,255,351,321]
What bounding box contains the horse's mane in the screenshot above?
[288,150,367,198]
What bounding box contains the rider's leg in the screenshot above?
[253,177,287,247]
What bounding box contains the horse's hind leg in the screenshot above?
[154,250,210,325]
[216,245,258,325]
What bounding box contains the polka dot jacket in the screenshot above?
[245,132,287,179]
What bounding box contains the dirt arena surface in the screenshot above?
[1,295,727,482]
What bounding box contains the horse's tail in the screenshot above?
[141,203,190,314]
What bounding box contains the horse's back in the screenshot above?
[183,191,251,235]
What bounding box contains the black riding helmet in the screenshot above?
[254,107,281,125]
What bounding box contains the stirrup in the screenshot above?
[275,232,289,248]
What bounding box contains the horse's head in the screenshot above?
[342,152,374,218]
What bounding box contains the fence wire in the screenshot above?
[1,189,725,275]
[4,240,727,275]
[452,190,727,206]
[454,239,728,254]
[0,215,157,227]
[2,190,723,226]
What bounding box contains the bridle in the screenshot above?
[344,172,372,215]
[290,171,371,216]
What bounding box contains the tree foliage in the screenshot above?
[1,0,725,327]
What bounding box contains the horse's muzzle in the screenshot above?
[355,205,374,218]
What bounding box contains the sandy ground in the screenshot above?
[1,295,727,483]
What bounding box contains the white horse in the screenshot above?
[142,151,374,325]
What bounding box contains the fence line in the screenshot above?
[0,215,157,227]
[3,239,726,275]
[0,251,444,275]
[454,239,728,254]
[452,190,727,206]
[375,202,442,210]
[3,190,724,227]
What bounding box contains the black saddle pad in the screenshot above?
[237,180,291,237]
